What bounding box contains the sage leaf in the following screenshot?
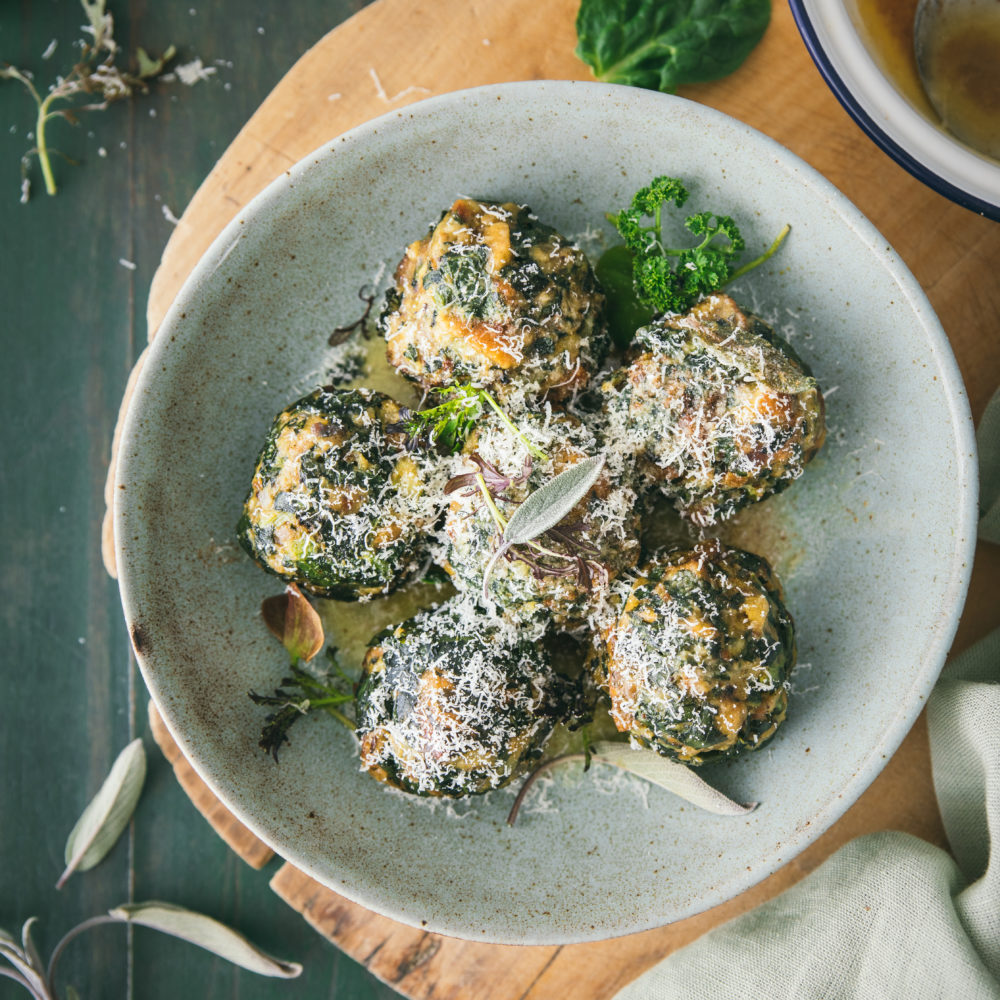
[503,454,606,546]
[590,741,757,815]
[0,923,48,998]
[575,0,771,94]
[261,584,324,663]
[19,919,44,983]
[108,903,302,978]
[58,738,146,889]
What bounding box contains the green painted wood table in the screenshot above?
[0,2,399,997]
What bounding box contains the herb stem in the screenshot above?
[475,473,509,532]
[320,705,355,732]
[35,96,58,196]
[507,753,587,825]
[47,915,121,995]
[728,223,791,283]
[481,390,547,460]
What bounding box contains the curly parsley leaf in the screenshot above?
[599,175,789,343]
[575,0,771,93]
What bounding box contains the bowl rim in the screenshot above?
[789,0,1000,222]
[115,78,979,942]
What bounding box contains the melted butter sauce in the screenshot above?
[850,0,1000,161]
[920,6,1000,160]
[850,0,936,115]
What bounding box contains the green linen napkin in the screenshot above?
[615,389,1000,1000]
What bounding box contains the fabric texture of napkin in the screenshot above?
[615,389,1000,1000]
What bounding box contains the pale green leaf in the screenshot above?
[503,454,606,545]
[58,739,146,888]
[0,922,48,997]
[109,903,302,978]
[66,986,82,1000]
[135,44,176,79]
[20,919,44,982]
[590,741,757,815]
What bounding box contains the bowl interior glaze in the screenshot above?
[115,81,976,945]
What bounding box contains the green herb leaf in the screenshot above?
[261,584,324,663]
[250,659,355,761]
[57,738,146,889]
[589,741,757,814]
[108,902,302,978]
[575,0,771,93]
[594,244,654,349]
[601,175,789,334]
[136,44,176,79]
[503,455,606,546]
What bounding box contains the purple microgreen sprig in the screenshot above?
[444,452,532,499]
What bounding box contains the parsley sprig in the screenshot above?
[599,175,789,345]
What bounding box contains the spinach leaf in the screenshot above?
[575,0,771,93]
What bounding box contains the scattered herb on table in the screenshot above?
[0,0,175,201]
[599,174,790,346]
[575,0,771,93]
[0,740,301,998]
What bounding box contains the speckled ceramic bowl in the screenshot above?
[115,81,976,945]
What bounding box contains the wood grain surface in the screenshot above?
[107,0,1000,997]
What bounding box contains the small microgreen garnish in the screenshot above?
[444,452,532,499]
[402,385,547,459]
[252,590,355,761]
[1,0,175,200]
[249,661,355,762]
[599,175,790,346]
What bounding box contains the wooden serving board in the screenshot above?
[119,0,1000,996]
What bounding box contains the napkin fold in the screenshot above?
[615,389,1000,1000]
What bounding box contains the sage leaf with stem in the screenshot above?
[108,903,302,978]
[508,740,756,825]
[587,741,757,814]
[481,454,606,597]
[57,738,146,889]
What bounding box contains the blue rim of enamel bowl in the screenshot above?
[789,0,1000,223]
